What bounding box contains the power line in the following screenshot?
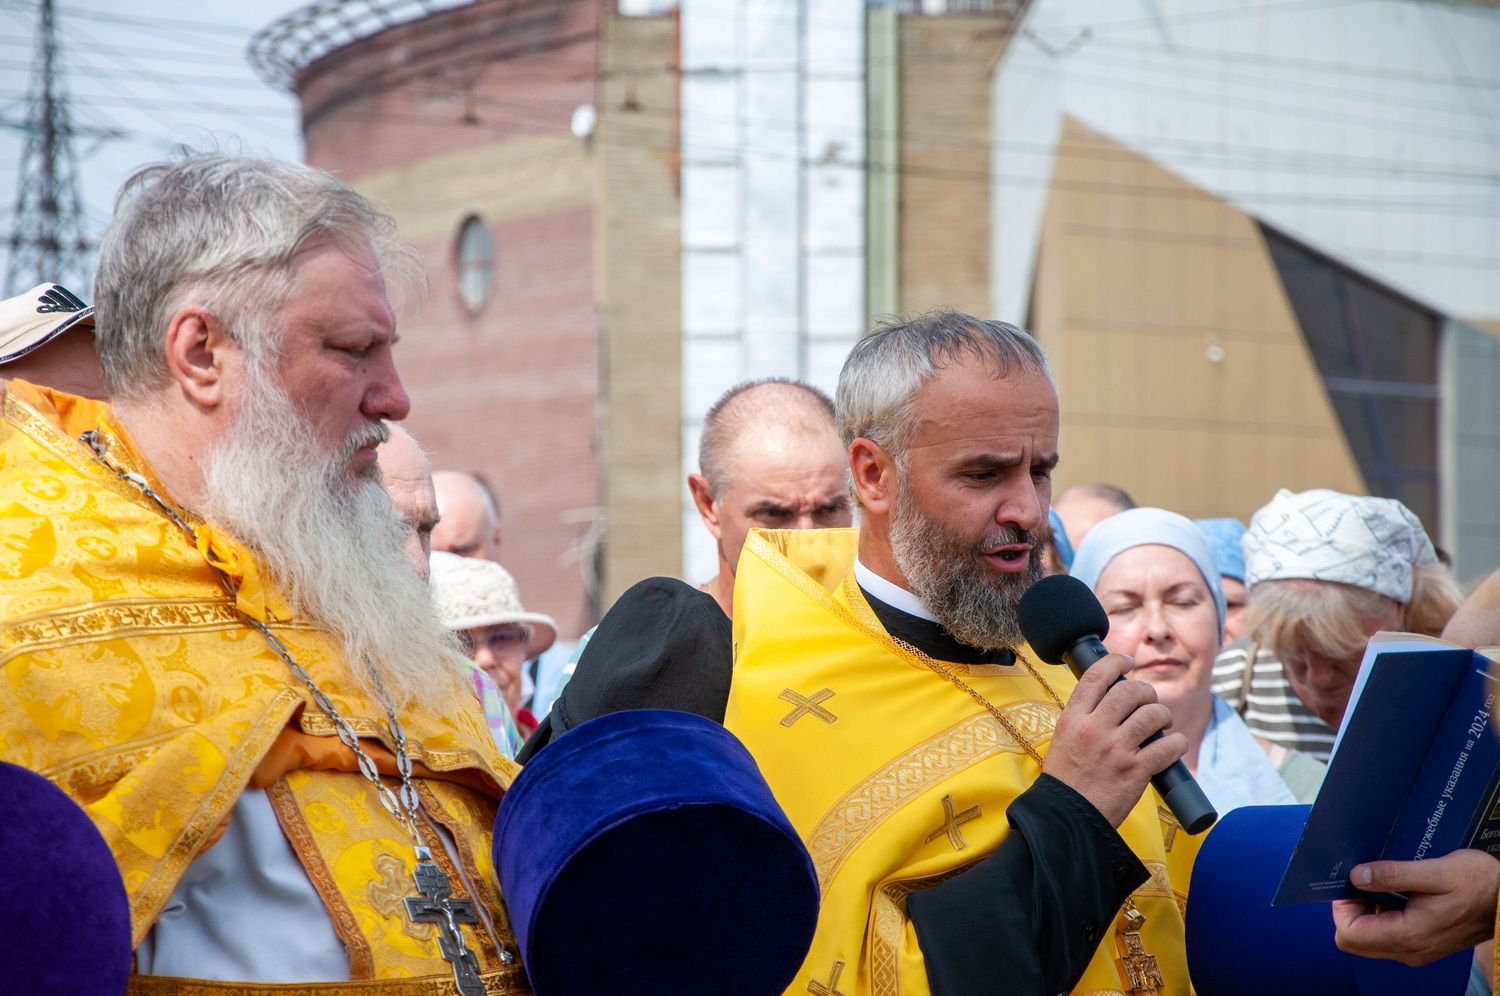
[402,76,1500,185]
[0,0,257,45]
[0,89,293,117]
[1085,34,1500,92]
[315,100,1500,227]
[41,12,294,142]
[0,58,290,92]
[3,0,111,294]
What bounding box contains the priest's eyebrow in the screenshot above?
[960,451,1060,472]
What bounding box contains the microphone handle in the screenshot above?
[1063,636,1217,835]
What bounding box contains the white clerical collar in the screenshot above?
[853,558,938,623]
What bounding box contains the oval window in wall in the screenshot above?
[455,214,495,315]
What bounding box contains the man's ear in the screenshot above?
[687,474,723,539]
[849,438,896,516]
[163,305,237,409]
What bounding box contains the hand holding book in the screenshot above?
[1332,849,1500,967]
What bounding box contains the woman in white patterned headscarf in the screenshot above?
[1241,489,1461,732]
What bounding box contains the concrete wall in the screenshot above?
[897,14,1014,317]
[1032,118,1368,521]
[677,0,867,584]
[994,0,1500,323]
[1440,319,1500,583]
[596,12,686,606]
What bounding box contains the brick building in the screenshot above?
[254,0,607,637]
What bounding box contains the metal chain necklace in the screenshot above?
[840,573,1065,765]
[81,427,503,994]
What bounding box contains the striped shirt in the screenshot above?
[1211,639,1337,762]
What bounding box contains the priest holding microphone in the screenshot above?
[553,309,1206,994]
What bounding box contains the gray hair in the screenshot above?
[835,308,1051,457]
[93,149,419,399]
[698,377,836,498]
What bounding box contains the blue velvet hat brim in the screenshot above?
[495,709,819,995]
[0,761,131,994]
[1187,805,1469,994]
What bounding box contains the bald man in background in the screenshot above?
[687,378,853,616]
[431,469,502,561]
[377,425,439,580]
[520,377,854,758]
[1053,481,1136,550]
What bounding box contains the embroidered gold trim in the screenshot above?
[410,800,503,968]
[124,967,531,995]
[415,782,517,958]
[40,728,181,789]
[266,777,376,980]
[296,712,497,779]
[806,704,1059,895]
[1,598,235,665]
[129,687,306,946]
[4,390,154,508]
[1137,861,1174,899]
[870,868,966,996]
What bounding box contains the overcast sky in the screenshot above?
[0,0,309,290]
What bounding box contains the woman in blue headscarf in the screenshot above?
[1071,508,1314,812]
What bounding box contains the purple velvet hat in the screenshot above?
[0,761,131,994]
[1187,805,1469,994]
[495,709,819,995]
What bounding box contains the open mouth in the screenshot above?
[983,546,1033,572]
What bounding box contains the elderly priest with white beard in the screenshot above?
[0,154,528,993]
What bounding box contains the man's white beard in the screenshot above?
[888,479,1043,651]
[197,369,464,713]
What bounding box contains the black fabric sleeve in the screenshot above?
[906,774,1149,996]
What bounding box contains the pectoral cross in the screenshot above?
[405,849,487,996]
[1116,900,1163,996]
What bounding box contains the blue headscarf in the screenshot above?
[1070,507,1227,636]
[1047,507,1075,572]
[1194,517,1247,585]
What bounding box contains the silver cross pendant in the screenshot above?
[404,848,487,996]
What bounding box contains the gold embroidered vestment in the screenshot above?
[0,382,525,990]
[723,528,1194,996]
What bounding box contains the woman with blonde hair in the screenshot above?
[1219,489,1461,759]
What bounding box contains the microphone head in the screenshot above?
[1017,574,1110,665]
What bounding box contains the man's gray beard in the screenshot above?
[197,368,464,713]
[887,482,1043,651]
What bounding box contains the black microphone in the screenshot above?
[1017,573,1217,835]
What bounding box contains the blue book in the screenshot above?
[1274,636,1500,906]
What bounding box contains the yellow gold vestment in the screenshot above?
[724,528,1195,996]
[0,381,528,993]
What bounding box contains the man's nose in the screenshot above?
[998,480,1046,533]
[364,356,411,422]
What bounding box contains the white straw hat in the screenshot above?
[428,551,557,658]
